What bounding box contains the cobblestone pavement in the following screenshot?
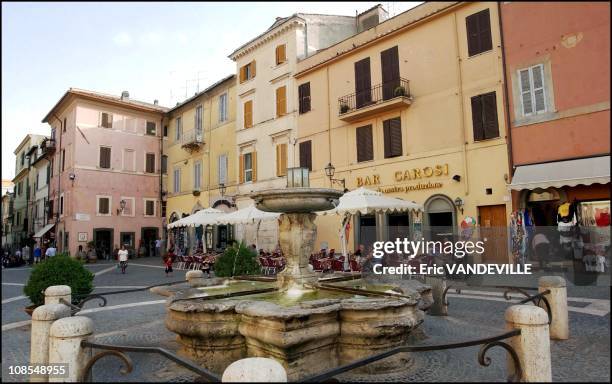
[2,257,609,382]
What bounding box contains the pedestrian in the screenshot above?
[118,244,129,274]
[164,255,173,277]
[33,244,42,264]
[15,248,22,264]
[532,231,551,270]
[202,260,211,278]
[155,237,161,258]
[45,244,57,258]
[76,245,86,261]
[22,244,31,265]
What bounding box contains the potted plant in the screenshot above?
[394,86,407,97]
[23,254,94,316]
[339,103,350,114]
[193,189,201,197]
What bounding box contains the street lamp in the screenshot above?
[324,162,347,192]
[454,197,464,215]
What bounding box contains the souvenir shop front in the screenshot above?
[167,210,235,256]
[509,156,610,277]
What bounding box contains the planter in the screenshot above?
[340,105,350,114]
[193,190,201,197]
[394,86,407,97]
[24,304,39,317]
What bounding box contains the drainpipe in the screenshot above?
[160,115,164,246]
[453,13,469,199]
[326,66,332,188]
[52,114,63,251]
[498,3,514,182]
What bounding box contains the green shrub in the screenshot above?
[23,255,94,306]
[214,242,261,277]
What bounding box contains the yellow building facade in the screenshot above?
[295,2,512,262]
[162,75,238,249]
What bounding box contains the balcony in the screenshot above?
[181,129,205,153]
[40,138,56,155]
[338,78,412,122]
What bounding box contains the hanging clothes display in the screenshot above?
[510,211,526,265]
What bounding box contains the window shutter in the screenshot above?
[298,83,311,114]
[478,9,492,53]
[146,153,155,173]
[532,65,546,113]
[218,154,227,184]
[251,151,257,182]
[356,125,373,162]
[276,86,286,117]
[383,117,402,158]
[239,154,244,183]
[299,141,312,171]
[100,147,111,169]
[383,120,391,158]
[251,60,256,78]
[483,92,499,139]
[276,145,282,176]
[466,13,479,57]
[471,95,484,141]
[239,66,246,83]
[354,58,372,108]
[244,101,253,128]
[100,198,109,214]
[519,69,533,115]
[381,46,400,100]
[276,143,288,176]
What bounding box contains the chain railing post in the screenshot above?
[538,276,568,340]
[44,285,71,305]
[48,316,94,382]
[222,357,287,382]
[30,304,72,382]
[427,276,448,316]
[505,305,552,382]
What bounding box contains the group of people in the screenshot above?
[2,243,57,268]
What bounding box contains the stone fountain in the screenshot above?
[156,178,431,380]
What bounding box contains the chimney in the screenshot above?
[357,5,389,32]
[154,99,159,105]
[121,91,129,100]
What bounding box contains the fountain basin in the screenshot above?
[251,188,342,213]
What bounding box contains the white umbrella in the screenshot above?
[216,205,280,250]
[317,187,423,270]
[216,205,280,225]
[168,207,225,228]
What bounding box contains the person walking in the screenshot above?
[45,244,57,259]
[33,244,42,264]
[76,245,86,261]
[22,244,31,265]
[155,237,162,258]
[118,244,129,274]
[164,255,173,277]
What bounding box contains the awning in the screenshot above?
[509,156,610,191]
[33,223,55,238]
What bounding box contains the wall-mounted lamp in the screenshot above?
[454,197,464,215]
[68,173,76,181]
[452,174,461,182]
[117,199,126,216]
[324,162,347,192]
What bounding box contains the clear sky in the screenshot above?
[2,1,421,180]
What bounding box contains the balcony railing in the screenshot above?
[181,129,205,152]
[338,78,411,120]
[40,138,56,155]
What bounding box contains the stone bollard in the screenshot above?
[44,285,71,305]
[30,304,72,382]
[538,276,569,340]
[222,357,287,382]
[186,270,205,287]
[48,316,94,382]
[427,276,448,316]
[505,305,552,382]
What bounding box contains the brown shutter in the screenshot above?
[479,9,492,53]
[100,147,111,168]
[354,58,372,108]
[390,118,402,156]
[466,13,479,57]
[251,151,257,182]
[298,83,311,114]
[471,95,485,141]
[276,45,286,65]
[239,154,244,183]
[251,60,256,78]
[356,125,373,162]
[483,92,499,139]
[244,101,252,128]
[381,46,400,100]
[276,86,286,117]
[299,141,312,171]
[383,120,391,158]
[280,143,287,176]
[276,144,281,176]
[239,66,246,83]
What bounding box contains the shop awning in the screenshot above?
[509,155,610,191]
[33,223,55,238]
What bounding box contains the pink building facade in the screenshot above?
[43,89,167,258]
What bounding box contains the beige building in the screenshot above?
[228,10,385,249]
[295,2,512,262]
[163,75,238,251]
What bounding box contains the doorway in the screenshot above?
[357,214,377,253]
[93,228,113,260]
[387,213,410,242]
[478,204,508,263]
[425,195,456,242]
[141,227,158,257]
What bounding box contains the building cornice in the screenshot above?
[229,17,304,61]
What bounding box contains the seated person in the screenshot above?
[202,261,211,277]
[329,249,336,259]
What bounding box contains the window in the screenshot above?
[120,197,134,216]
[356,125,374,162]
[275,44,287,65]
[299,141,312,171]
[298,82,311,114]
[466,9,492,57]
[63,117,67,133]
[194,161,202,189]
[20,152,25,167]
[173,168,181,193]
[161,155,168,175]
[381,46,400,100]
[101,112,113,128]
[195,105,203,135]
[276,143,288,176]
[239,60,256,83]
[48,200,54,219]
[60,194,64,216]
[354,58,372,108]
[146,121,156,135]
[124,149,135,172]
[218,154,228,184]
[276,86,287,117]
[144,199,156,217]
[175,117,182,142]
[99,147,111,169]
[163,125,168,137]
[383,117,402,158]
[97,196,111,215]
[35,172,39,190]
[519,64,547,116]
[243,100,253,128]
[61,149,65,172]
[18,181,22,196]
[161,201,167,218]
[46,164,51,185]
[219,93,228,122]
[145,153,156,173]
[471,91,499,141]
[242,152,254,183]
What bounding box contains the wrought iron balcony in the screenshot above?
[40,138,56,155]
[181,129,205,153]
[338,78,411,122]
